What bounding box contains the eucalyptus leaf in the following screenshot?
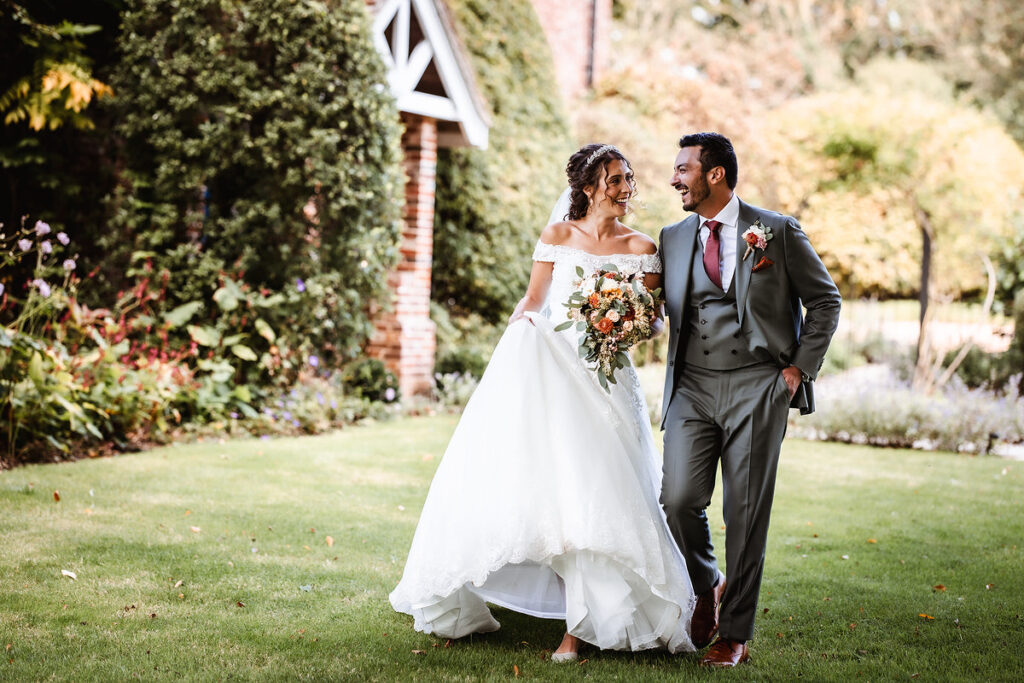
[553,320,574,331]
[231,344,258,361]
[576,265,585,278]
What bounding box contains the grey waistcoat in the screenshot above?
[683,243,766,370]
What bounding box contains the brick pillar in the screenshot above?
[367,114,437,397]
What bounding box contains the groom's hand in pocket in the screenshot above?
[781,365,803,400]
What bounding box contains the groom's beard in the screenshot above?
[679,175,710,212]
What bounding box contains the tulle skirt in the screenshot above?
[389,313,695,652]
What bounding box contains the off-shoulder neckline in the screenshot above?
[535,241,659,260]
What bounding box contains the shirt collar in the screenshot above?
[698,194,740,231]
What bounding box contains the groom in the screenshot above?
[659,133,841,667]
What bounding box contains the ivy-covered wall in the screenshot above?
[431,0,574,322]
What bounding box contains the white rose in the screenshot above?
[580,277,596,293]
[622,320,634,332]
[600,278,620,291]
[605,309,620,322]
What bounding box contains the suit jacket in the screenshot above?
[659,199,842,426]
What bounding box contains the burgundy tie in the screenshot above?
[703,219,723,289]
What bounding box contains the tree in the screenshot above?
[104,0,404,365]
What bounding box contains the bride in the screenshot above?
[389,144,696,661]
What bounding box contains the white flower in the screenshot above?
[605,309,620,322]
[32,278,51,297]
[600,278,620,291]
[63,259,76,271]
[34,221,51,236]
[57,232,70,245]
[580,277,597,294]
[622,320,634,332]
[18,239,32,251]
[41,240,52,254]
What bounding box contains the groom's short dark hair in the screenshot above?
[679,132,738,190]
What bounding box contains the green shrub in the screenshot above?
[431,0,574,322]
[104,0,404,367]
[341,358,399,403]
[435,348,487,379]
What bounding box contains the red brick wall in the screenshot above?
[367,114,438,396]
[530,0,611,99]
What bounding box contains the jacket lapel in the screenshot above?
[734,200,756,327]
[668,216,699,323]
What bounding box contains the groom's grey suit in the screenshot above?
[659,198,841,642]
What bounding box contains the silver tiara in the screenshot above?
[584,144,618,168]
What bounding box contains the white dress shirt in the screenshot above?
[697,194,740,292]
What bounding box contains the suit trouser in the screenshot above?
[661,362,790,642]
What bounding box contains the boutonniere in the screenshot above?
[742,220,773,261]
[752,256,774,272]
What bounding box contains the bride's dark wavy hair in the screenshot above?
[564,143,635,221]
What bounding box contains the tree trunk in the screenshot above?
[913,200,936,391]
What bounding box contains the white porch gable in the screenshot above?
[371,0,490,149]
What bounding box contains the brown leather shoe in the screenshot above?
[690,571,726,648]
[700,638,750,667]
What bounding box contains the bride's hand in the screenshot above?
[508,311,535,326]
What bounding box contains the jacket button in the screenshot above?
[703,350,710,355]
[674,327,680,334]
[668,360,674,367]
[701,334,708,340]
[732,332,740,338]
[701,319,707,324]
[731,349,738,355]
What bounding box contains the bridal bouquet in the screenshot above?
[554,264,662,390]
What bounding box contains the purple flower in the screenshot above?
[34,221,50,236]
[315,391,325,405]
[260,434,271,440]
[57,232,70,245]
[40,240,52,255]
[308,355,319,368]
[63,259,76,271]
[330,399,338,409]
[384,387,396,402]
[17,239,32,252]
[230,412,239,419]
[291,419,300,427]
[32,278,51,297]
[282,411,292,420]
[295,278,306,292]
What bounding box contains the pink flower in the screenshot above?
[57,232,70,245]
[34,221,51,236]
[32,278,51,297]
[18,239,32,251]
[41,240,52,255]
[63,259,76,271]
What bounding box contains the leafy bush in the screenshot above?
[431,0,573,321]
[341,358,399,403]
[432,372,480,409]
[435,348,487,379]
[794,365,1023,453]
[104,0,403,366]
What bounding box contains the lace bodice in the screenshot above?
[532,241,662,322]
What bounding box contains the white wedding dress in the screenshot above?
[389,241,696,653]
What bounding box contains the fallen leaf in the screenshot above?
[53,491,61,502]
[763,608,769,614]
[513,664,520,677]
[309,528,316,533]
[325,536,334,547]
[178,593,184,599]
[985,583,995,590]
[149,613,157,618]
[933,584,946,592]
[185,510,191,516]
[444,640,452,648]
[190,526,201,533]
[867,538,877,544]
[849,623,856,630]
[60,569,77,580]
[397,505,406,511]
[841,555,849,560]
[174,580,183,588]
[303,545,311,550]
[776,632,784,638]
[911,675,920,679]
[918,613,935,620]
[5,644,10,651]
[236,601,245,608]
[411,649,425,655]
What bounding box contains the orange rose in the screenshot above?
[595,317,614,334]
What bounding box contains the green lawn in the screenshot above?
[1,417,1022,681]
